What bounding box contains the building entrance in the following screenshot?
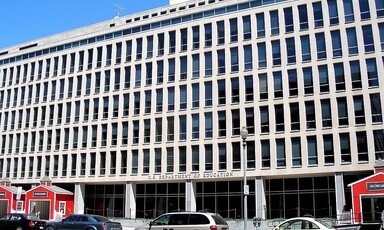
[0,200,7,217]
[30,200,50,220]
[361,197,384,223]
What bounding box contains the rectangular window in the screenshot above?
[217,49,225,74]
[366,58,379,87]
[362,25,375,52]
[218,111,226,137]
[276,139,286,167]
[143,150,149,174]
[192,145,199,171]
[192,114,199,139]
[168,87,174,111]
[271,40,281,66]
[192,54,200,78]
[286,37,296,64]
[256,13,265,37]
[328,0,339,25]
[343,0,355,22]
[357,131,368,162]
[273,71,283,98]
[359,0,370,20]
[270,10,279,35]
[299,4,309,30]
[132,150,138,174]
[261,140,270,168]
[377,0,384,17]
[232,142,240,169]
[303,67,313,95]
[179,146,186,172]
[321,99,332,128]
[288,70,298,96]
[284,7,294,33]
[313,2,324,27]
[318,65,329,93]
[260,106,269,133]
[306,101,316,129]
[350,60,362,89]
[205,51,212,76]
[292,137,301,166]
[243,15,251,40]
[169,31,176,53]
[204,23,212,47]
[205,81,212,107]
[167,147,174,172]
[156,89,162,112]
[275,104,284,132]
[180,28,188,52]
[307,136,318,165]
[217,21,225,45]
[374,130,384,160]
[354,95,365,125]
[147,35,153,58]
[157,33,164,56]
[337,97,349,126]
[229,18,238,42]
[257,42,266,68]
[331,30,342,57]
[290,102,300,131]
[192,26,199,49]
[340,133,351,163]
[370,93,383,123]
[346,28,358,55]
[167,116,174,141]
[334,63,346,91]
[316,32,326,59]
[168,58,175,82]
[245,75,253,102]
[218,143,226,170]
[155,118,162,142]
[323,134,334,164]
[301,35,311,62]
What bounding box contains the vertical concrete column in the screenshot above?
[74,183,85,214]
[335,172,346,219]
[125,181,136,219]
[255,176,266,220]
[185,179,196,211]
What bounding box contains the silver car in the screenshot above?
[135,212,228,230]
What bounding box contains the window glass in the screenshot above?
[230,18,238,43]
[328,0,339,25]
[359,0,370,20]
[346,28,358,55]
[343,0,355,22]
[243,15,251,40]
[377,0,384,17]
[370,93,383,123]
[284,8,294,33]
[366,58,379,87]
[301,35,311,62]
[271,40,281,66]
[362,25,374,52]
[257,42,266,68]
[334,63,345,91]
[286,37,296,64]
[313,2,324,27]
[256,13,265,37]
[316,32,326,59]
[331,30,342,57]
[270,10,279,35]
[298,4,309,30]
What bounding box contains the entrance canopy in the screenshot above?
[349,172,384,223]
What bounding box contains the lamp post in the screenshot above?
[240,126,249,230]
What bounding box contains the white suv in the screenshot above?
[135,212,229,230]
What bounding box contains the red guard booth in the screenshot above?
[0,178,25,217]
[25,177,74,220]
[349,162,384,224]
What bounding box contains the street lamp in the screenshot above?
[240,126,249,230]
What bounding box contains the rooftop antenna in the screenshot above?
[115,3,124,18]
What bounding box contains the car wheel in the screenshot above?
[45,226,55,230]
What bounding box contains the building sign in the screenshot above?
[0,192,5,197]
[33,192,47,197]
[367,182,384,191]
[148,172,234,180]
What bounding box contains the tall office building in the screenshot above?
[1,0,384,221]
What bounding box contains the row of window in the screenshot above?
[1,1,384,88]
[0,54,382,112]
[0,90,382,156]
[1,128,383,179]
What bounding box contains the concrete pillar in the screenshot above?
[125,181,136,219]
[255,176,266,220]
[185,179,196,211]
[74,183,85,214]
[335,172,346,219]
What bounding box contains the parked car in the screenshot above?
[44,214,122,230]
[0,213,46,230]
[135,212,228,230]
[273,217,336,230]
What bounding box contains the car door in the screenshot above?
[57,215,79,230]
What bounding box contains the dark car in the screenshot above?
[0,213,46,230]
[44,214,122,230]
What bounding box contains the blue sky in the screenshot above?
[0,0,169,49]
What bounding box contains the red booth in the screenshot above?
[25,177,74,220]
[0,178,25,216]
[349,162,384,223]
